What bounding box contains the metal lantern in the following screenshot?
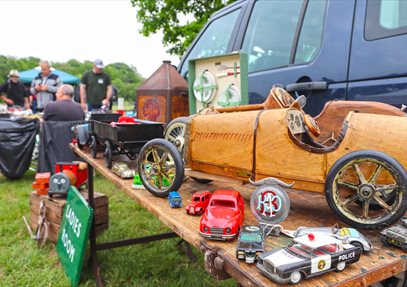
[135,60,189,124]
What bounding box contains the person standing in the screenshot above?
[80,59,113,111]
[0,70,30,109]
[30,60,62,112]
[43,84,85,121]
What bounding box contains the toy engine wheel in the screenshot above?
[137,139,184,198]
[104,141,112,169]
[350,241,364,253]
[325,150,407,230]
[164,117,188,153]
[90,135,97,159]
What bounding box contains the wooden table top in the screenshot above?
[73,145,407,287]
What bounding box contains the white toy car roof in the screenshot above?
[294,234,342,249]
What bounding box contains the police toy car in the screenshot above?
[294,225,372,253]
[257,234,362,284]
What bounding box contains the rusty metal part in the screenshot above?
[249,177,294,188]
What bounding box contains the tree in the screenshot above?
[131,0,236,56]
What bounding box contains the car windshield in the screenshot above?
[240,233,262,242]
[172,198,181,202]
[211,199,236,208]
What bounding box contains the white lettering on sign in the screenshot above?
[62,228,75,263]
[66,205,82,238]
[338,252,355,261]
[256,193,282,217]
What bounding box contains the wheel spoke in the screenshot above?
[337,180,358,191]
[353,163,367,184]
[160,150,169,164]
[373,195,392,211]
[180,126,186,137]
[340,194,359,207]
[368,164,383,184]
[168,135,177,142]
[152,149,160,163]
[376,184,398,193]
[362,201,370,219]
[162,170,173,183]
[156,175,162,189]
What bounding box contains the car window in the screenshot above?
[294,0,326,64]
[242,0,303,73]
[179,9,241,77]
[210,199,236,208]
[365,0,407,40]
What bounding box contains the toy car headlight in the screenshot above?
[203,226,209,232]
[237,250,244,255]
[226,228,231,234]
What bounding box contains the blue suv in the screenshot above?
[178,0,407,115]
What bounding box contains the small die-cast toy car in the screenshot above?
[199,189,244,241]
[257,234,362,284]
[186,190,212,215]
[380,216,407,251]
[294,226,372,253]
[236,225,264,264]
[168,191,182,208]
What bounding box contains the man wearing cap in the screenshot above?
[80,59,113,111]
[0,70,30,109]
[30,60,62,112]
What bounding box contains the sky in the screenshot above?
[0,0,180,77]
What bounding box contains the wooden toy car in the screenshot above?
[257,233,362,284]
[186,190,212,215]
[168,191,182,208]
[199,189,244,241]
[294,226,372,253]
[380,217,407,251]
[139,87,407,229]
[236,225,264,264]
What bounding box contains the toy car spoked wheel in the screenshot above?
[336,262,346,272]
[138,139,184,198]
[164,117,188,153]
[104,141,112,169]
[325,150,407,229]
[90,135,97,159]
[290,271,302,284]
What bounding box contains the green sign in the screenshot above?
[57,186,93,287]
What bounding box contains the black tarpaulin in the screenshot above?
[0,117,39,179]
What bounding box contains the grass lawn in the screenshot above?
[0,171,236,287]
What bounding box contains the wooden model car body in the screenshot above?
[180,87,407,229]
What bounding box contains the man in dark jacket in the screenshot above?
[43,84,85,121]
[0,70,30,109]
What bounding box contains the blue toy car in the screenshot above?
[168,191,182,208]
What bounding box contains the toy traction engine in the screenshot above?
[49,162,88,197]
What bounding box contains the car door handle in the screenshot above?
[285,81,328,92]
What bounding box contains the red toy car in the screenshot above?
[199,189,244,241]
[186,190,212,215]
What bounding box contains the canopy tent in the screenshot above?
[18,67,80,84]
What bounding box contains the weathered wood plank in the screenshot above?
[73,145,407,287]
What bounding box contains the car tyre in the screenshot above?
[380,234,392,247]
[290,271,302,284]
[350,241,364,253]
[325,150,407,230]
[137,139,184,198]
[164,117,188,153]
[337,262,346,272]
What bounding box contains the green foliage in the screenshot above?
[0,55,144,102]
[0,171,236,286]
[131,0,236,56]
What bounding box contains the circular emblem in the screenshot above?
[318,260,326,270]
[250,185,290,224]
[142,99,161,121]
